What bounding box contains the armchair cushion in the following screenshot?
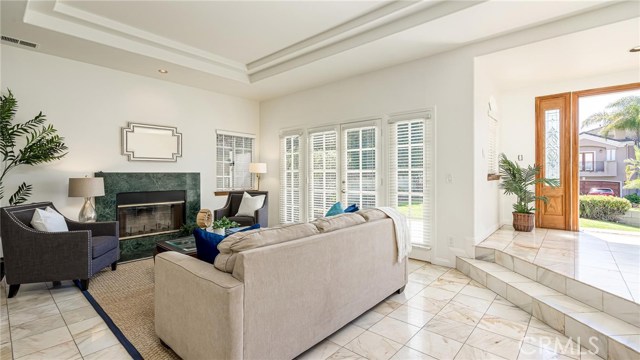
[92,236,119,259]
[31,207,69,232]
[227,216,255,226]
[235,192,265,217]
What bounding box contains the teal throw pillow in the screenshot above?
[325,202,344,216]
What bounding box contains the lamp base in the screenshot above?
[79,197,97,222]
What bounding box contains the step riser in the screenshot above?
[456,257,639,360]
[474,246,640,328]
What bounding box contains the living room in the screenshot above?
[1,1,639,359]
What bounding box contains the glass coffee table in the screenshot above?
[155,237,197,258]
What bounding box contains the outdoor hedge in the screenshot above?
[624,193,640,205]
[579,195,631,221]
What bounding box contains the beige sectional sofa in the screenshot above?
[154,211,408,360]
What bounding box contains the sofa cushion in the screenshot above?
[311,213,366,233]
[214,223,319,273]
[356,208,388,222]
[30,207,68,232]
[92,236,118,259]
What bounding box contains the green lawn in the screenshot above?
[397,204,424,218]
[579,218,640,233]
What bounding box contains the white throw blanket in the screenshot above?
[377,207,412,263]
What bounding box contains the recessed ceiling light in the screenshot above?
[158,69,168,74]
[630,46,640,53]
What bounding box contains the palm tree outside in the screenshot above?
[581,95,640,145]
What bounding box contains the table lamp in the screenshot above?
[68,177,105,222]
[249,163,267,190]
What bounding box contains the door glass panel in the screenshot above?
[545,109,561,184]
[343,126,377,209]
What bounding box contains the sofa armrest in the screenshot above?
[214,206,230,220]
[154,252,244,360]
[2,228,91,284]
[67,220,118,237]
[254,206,268,227]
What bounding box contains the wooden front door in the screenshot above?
[535,93,575,230]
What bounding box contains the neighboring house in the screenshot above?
[579,128,637,197]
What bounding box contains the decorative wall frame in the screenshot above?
[122,123,182,162]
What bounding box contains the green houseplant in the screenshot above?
[0,89,67,205]
[212,217,239,235]
[498,153,558,231]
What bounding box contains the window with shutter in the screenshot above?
[388,111,433,246]
[280,133,303,223]
[343,125,378,209]
[308,129,338,221]
[216,131,255,190]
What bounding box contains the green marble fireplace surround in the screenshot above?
[95,172,200,261]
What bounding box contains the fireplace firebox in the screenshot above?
[116,190,186,240]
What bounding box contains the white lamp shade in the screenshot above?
[68,177,105,197]
[249,163,267,174]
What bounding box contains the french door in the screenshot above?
[342,121,380,208]
[303,111,433,252]
[307,121,380,220]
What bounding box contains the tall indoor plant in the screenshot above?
[0,89,67,205]
[498,153,558,231]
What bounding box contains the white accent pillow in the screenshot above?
[235,192,266,217]
[30,207,69,232]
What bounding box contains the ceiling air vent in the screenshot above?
[1,35,38,49]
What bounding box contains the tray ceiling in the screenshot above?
[1,0,636,100]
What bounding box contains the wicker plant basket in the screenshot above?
[512,212,534,232]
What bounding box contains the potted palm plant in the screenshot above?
[498,154,558,231]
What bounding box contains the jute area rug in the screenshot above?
[89,258,180,360]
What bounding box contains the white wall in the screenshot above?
[497,70,639,224]
[260,50,475,266]
[473,61,501,243]
[1,45,260,219]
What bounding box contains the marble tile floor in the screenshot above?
[296,259,605,360]
[0,279,132,360]
[0,259,605,360]
[477,226,640,304]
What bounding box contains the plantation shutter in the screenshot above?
[388,111,433,246]
[216,131,255,190]
[280,132,303,223]
[342,122,379,208]
[308,128,338,221]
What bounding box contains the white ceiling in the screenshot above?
[63,0,389,64]
[1,0,637,100]
[476,18,640,92]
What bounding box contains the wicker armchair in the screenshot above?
[214,191,268,227]
[0,202,120,297]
